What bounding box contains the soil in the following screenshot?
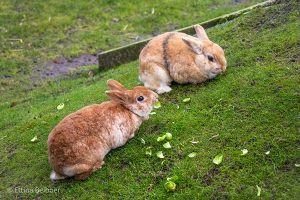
[202,167,221,186]
[34,53,98,79]
[232,0,250,3]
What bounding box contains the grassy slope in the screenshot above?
[0,0,264,102]
[0,0,300,199]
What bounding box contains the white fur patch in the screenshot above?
[113,124,126,147]
[129,104,150,118]
[63,166,75,177]
[50,171,66,180]
[208,72,217,79]
[157,85,172,94]
[141,65,172,93]
[111,116,134,148]
[155,67,172,84]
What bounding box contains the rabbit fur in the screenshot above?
[139,25,227,94]
[48,80,158,181]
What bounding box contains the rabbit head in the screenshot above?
[106,80,158,118]
[182,25,227,79]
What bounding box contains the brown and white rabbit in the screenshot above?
[139,25,227,94]
[47,80,158,181]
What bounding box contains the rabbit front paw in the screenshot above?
[157,85,172,94]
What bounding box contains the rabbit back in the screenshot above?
[139,32,205,93]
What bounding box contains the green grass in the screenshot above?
[1,0,300,199]
[0,0,264,102]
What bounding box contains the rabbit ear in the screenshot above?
[107,79,126,91]
[194,25,209,40]
[182,37,202,55]
[106,90,129,104]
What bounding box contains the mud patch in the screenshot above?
[202,167,220,186]
[117,160,130,170]
[6,145,17,159]
[34,54,98,79]
[212,186,228,200]
[278,159,300,172]
[232,0,250,4]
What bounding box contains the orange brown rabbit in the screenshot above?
[48,80,158,181]
[139,25,227,94]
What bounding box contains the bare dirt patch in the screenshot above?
[34,54,98,79]
[202,167,221,186]
[232,0,251,4]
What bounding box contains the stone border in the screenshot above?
[98,0,276,70]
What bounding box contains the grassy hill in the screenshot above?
[0,0,264,102]
[0,0,299,199]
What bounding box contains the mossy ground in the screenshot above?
[0,0,299,199]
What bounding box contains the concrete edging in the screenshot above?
[98,0,277,70]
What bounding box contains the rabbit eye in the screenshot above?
[207,55,214,62]
[137,96,144,102]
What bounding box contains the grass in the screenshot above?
[0,0,300,199]
[0,0,264,102]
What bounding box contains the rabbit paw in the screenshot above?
[157,86,172,94]
[50,171,67,181]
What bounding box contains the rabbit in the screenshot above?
[139,25,227,94]
[47,79,158,181]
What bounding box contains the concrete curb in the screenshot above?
[98,0,277,71]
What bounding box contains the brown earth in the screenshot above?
[34,53,98,79]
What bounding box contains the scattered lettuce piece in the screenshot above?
[167,175,179,182]
[156,151,164,159]
[182,98,191,103]
[213,154,223,165]
[241,149,248,155]
[164,181,176,192]
[123,24,128,31]
[188,152,197,158]
[157,135,166,142]
[145,149,152,156]
[190,139,199,144]
[151,8,155,14]
[163,142,171,149]
[57,103,64,110]
[154,101,161,109]
[31,136,38,142]
[165,132,172,140]
[140,138,145,145]
[256,185,261,196]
